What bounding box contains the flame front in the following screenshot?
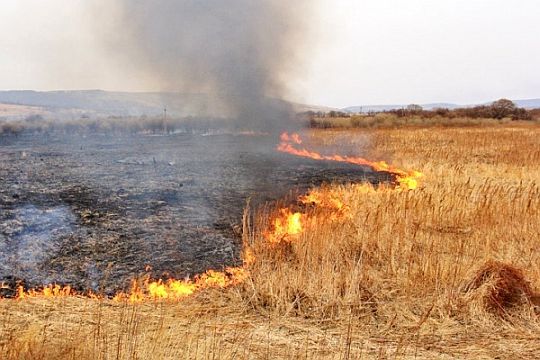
[15,284,77,299]
[111,267,248,303]
[300,187,349,211]
[6,132,423,303]
[266,209,304,244]
[278,132,422,190]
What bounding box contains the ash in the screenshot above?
[0,133,388,294]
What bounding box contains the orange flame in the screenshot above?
[280,132,302,144]
[242,248,256,267]
[300,189,347,211]
[111,267,249,303]
[20,284,73,298]
[278,133,422,190]
[265,209,304,244]
[12,267,249,303]
[299,187,353,221]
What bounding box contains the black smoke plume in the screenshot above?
[100,0,312,132]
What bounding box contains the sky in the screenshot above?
[1,0,539,108]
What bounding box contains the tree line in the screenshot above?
[302,99,537,121]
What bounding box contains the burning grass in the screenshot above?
[278,132,423,190]
[2,124,540,358]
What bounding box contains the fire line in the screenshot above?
[4,133,423,303]
[278,132,423,190]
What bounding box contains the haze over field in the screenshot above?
[1,0,539,109]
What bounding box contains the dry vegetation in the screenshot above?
[0,104,47,119]
[309,114,540,129]
[307,99,540,129]
[2,124,540,359]
[0,116,227,136]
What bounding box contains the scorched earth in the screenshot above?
[0,132,390,295]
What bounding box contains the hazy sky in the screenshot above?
[1,0,539,108]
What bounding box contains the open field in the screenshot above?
[1,124,540,359]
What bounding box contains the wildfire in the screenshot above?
[265,209,304,244]
[4,132,424,304]
[11,267,249,303]
[113,267,248,303]
[300,187,350,212]
[281,132,302,145]
[242,248,256,267]
[15,284,78,299]
[113,267,249,302]
[278,132,423,190]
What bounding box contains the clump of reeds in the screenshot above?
[461,260,535,315]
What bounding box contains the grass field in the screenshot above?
[1,123,540,359]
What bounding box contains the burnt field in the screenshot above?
[0,132,390,295]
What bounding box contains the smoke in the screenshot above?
[98,0,313,132]
[0,205,75,286]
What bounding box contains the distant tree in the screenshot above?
[529,108,540,120]
[327,110,349,118]
[512,107,532,121]
[391,108,407,117]
[455,105,492,119]
[406,104,423,113]
[24,114,44,122]
[490,99,516,119]
[433,107,450,117]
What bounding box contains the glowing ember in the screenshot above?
[278,132,423,190]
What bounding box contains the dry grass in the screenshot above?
[310,115,540,129]
[2,124,540,358]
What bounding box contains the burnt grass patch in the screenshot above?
[0,133,389,294]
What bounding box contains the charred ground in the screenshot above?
[0,132,391,295]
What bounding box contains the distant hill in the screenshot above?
[0,90,227,120]
[343,99,540,113]
[0,90,333,120]
[1,90,538,120]
[513,99,540,109]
